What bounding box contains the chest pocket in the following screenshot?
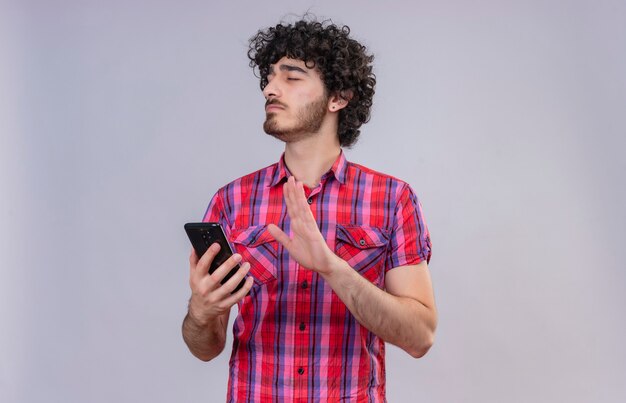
[230,225,278,285]
[335,224,390,283]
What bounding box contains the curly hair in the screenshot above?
[248,18,376,148]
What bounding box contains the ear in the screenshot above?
[328,90,353,113]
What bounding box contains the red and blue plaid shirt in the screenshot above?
[203,152,431,402]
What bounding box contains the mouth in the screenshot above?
[265,100,286,113]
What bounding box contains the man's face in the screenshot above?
[262,57,330,142]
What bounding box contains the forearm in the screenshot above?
[321,259,437,358]
[182,311,228,361]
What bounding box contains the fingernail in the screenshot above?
[233,254,242,262]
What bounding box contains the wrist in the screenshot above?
[319,254,349,280]
[187,302,218,327]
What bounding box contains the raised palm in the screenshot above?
[267,177,338,274]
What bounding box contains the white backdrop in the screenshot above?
[1,0,625,402]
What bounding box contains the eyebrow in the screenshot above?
[268,63,309,75]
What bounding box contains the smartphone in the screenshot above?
[184,222,246,294]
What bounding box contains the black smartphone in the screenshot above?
[184,222,246,294]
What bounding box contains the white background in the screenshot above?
[1,0,625,402]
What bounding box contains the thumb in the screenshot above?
[267,223,291,247]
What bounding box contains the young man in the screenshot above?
[182,19,437,402]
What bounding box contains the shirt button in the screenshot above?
[301,280,308,289]
[299,322,306,331]
[359,239,366,246]
[298,368,305,375]
[307,197,313,205]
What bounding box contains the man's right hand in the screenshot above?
[187,243,254,325]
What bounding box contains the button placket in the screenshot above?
[294,267,312,390]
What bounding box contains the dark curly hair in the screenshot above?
[248,18,376,148]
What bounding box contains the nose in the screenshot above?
[263,76,281,99]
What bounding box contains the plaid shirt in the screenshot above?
[203,152,431,402]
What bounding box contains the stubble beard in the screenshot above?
[263,95,329,143]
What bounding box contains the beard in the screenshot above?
[263,94,329,142]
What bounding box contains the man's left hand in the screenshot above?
[267,176,340,275]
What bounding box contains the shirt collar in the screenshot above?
[269,150,348,187]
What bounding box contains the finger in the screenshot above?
[267,223,291,248]
[289,180,316,228]
[222,276,255,306]
[207,252,243,285]
[296,181,313,216]
[285,177,305,218]
[294,180,313,218]
[189,247,199,278]
[189,247,199,266]
[193,242,221,283]
[296,185,309,219]
[283,177,298,212]
[295,179,307,201]
[219,261,252,294]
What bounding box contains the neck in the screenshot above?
[283,131,341,188]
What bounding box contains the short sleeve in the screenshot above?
[386,184,432,270]
[202,191,222,222]
[201,190,232,239]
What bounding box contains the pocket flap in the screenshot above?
[336,224,390,249]
[231,225,276,247]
